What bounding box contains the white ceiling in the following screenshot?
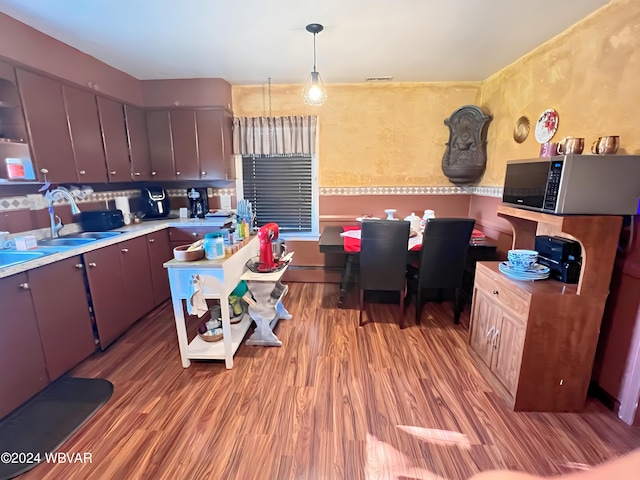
[0,0,610,85]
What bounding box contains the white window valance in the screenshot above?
[232,116,318,156]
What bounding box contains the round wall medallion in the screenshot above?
[534,109,559,143]
[513,116,530,143]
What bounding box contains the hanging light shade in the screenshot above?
[302,23,327,106]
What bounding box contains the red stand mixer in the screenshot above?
[257,223,283,272]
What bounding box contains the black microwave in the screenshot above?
[502,155,640,215]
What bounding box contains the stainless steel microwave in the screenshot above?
[502,155,640,215]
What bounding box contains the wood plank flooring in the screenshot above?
[20,283,640,480]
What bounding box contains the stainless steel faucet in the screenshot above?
[46,187,81,238]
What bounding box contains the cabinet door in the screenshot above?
[197,109,226,180]
[469,289,499,367]
[491,313,526,396]
[147,230,173,305]
[28,256,96,381]
[146,109,175,180]
[97,96,131,182]
[222,109,235,180]
[0,273,49,418]
[170,110,199,180]
[124,104,152,181]
[16,69,77,183]
[120,236,155,323]
[84,244,129,349]
[62,85,108,183]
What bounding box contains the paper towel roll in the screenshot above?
[115,197,131,225]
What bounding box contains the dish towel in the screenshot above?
[187,274,208,317]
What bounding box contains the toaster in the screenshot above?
[77,210,125,232]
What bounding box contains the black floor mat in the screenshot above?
[0,377,113,480]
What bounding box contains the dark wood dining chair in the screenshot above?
[406,218,475,325]
[359,219,411,328]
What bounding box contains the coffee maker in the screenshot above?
[187,188,208,218]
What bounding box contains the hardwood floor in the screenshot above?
[21,283,640,480]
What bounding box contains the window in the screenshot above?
[241,154,318,237]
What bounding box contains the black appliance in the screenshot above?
[140,187,171,218]
[77,210,125,232]
[534,235,581,284]
[187,187,208,218]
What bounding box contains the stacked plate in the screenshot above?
[498,261,550,281]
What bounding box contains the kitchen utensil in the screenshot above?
[557,137,584,155]
[591,135,619,154]
[507,249,539,270]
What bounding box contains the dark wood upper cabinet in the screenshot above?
[16,68,77,183]
[28,256,96,381]
[97,96,131,182]
[170,110,199,180]
[147,230,173,305]
[0,273,49,419]
[62,85,108,183]
[146,109,175,181]
[197,109,226,180]
[222,109,235,180]
[124,104,152,181]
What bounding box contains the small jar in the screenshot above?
[204,232,225,260]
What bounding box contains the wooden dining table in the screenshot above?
[318,225,497,308]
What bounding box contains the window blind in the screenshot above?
[242,155,313,233]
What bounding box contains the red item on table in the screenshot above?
[342,226,421,252]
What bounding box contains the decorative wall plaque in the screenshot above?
[442,105,492,185]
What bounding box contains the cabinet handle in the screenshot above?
[133,172,141,176]
[485,326,495,342]
[176,171,181,175]
[201,171,207,176]
[19,282,30,290]
[79,170,86,175]
[121,248,129,253]
[151,171,157,176]
[148,238,155,243]
[88,262,97,267]
[492,290,499,295]
[192,232,198,237]
[75,263,84,269]
[110,171,116,175]
[492,329,500,349]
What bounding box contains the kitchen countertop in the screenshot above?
[0,217,232,279]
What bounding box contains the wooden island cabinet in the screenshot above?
[468,205,622,412]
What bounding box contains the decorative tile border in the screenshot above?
[320,186,503,197]
[0,189,141,212]
[168,188,236,197]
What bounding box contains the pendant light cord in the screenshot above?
[313,33,317,72]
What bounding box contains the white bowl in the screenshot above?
[507,249,538,271]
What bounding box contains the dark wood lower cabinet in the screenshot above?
[0,273,49,419]
[84,243,129,349]
[28,256,96,381]
[85,237,156,349]
[147,230,173,305]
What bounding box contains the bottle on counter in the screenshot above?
[204,232,225,260]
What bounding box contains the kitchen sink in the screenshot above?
[38,237,97,247]
[0,250,46,269]
[70,231,124,239]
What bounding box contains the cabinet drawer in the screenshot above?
[475,266,530,320]
[169,227,219,243]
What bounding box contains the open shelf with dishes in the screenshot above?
[468,204,622,412]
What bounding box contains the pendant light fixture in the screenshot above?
[302,23,327,106]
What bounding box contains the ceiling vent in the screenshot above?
[365,76,393,82]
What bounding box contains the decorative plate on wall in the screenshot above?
[513,116,530,143]
[534,109,559,143]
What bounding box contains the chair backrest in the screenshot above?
[359,220,410,291]
[418,218,476,289]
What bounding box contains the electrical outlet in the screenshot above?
[220,193,232,211]
[27,193,47,210]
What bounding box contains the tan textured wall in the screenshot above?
[479,0,640,186]
[233,82,481,188]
